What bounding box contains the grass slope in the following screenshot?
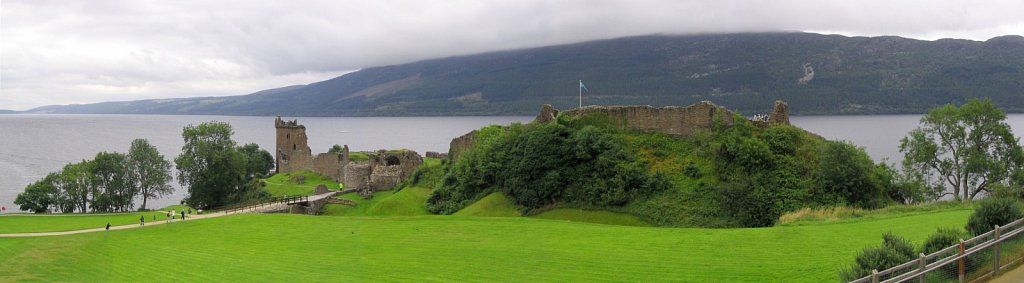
[0,209,972,282]
[263,170,341,197]
[531,209,650,227]
[454,192,520,217]
[323,187,432,216]
[0,206,193,233]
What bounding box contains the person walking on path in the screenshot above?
[166,210,171,223]
[140,215,145,226]
[105,223,111,230]
[181,209,186,221]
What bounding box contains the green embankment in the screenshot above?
[322,187,432,216]
[0,209,972,282]
[263,170,341,197]
[531,208,650,227]
[454,192,520,217]
[0,205,194,234]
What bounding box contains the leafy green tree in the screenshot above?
[899,99,1024,201]
[328,144,345,153]
[61,161,96,213]
[238,143,275,179]
[92,152,131,212]
[814,141,883,208]
[14,174,59,213]
[175,121,247,209]
[128,138,173,210]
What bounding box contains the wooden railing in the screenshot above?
[218,194,310,214]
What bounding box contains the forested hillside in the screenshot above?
[29,32,1024,116]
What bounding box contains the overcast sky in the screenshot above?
[1,0,1022,111]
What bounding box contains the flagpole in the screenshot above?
[579,80,582,108]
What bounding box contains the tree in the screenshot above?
[899,99,1024,201]
[92,152,131,212]
[238,143,275,180]
[61,161,96,213]
[14,174,59,213]
[814,141,883,208]
[128,138,173,211]
[175,121,269,209]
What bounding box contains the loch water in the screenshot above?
[2,114,1023,212]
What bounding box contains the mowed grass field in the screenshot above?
[0,209,971,282]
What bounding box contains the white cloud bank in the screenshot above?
[2,0,1022,110]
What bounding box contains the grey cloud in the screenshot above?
[2,0,1022,110]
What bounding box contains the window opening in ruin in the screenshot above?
[281,153,289,161]
[385,156,401,166]
[287,134,290,139]
[293,144,297,150]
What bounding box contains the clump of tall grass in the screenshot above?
[778,201,971,225]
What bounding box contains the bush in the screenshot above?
[839,232,915,281]
[965,197,1024,236]
[920,228,968,255]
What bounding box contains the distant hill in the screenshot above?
[0,109,17,114]
[28,32,1024,116]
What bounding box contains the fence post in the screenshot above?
[871,269,879,283]
[918,253,926,283]
[993,224,1001,277]
[959,239,965,283]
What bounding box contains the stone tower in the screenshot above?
[275,116,313,173]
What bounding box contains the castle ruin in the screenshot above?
[275,117,423,193]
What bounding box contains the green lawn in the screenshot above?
[0,209,973,282]
[263,170,342,197]
[0,205,192,234]
[531,208,651,227]
[322,187,432,216]
[454,192,520,217]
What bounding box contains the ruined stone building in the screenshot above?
[275,117,423,193]
[449,101,790,160]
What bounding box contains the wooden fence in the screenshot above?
[850,217,1024,283]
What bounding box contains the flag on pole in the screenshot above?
[579,81,589,92]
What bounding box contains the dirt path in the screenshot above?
[0,204,284,238]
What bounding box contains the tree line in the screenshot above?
[15,139,173,213]
[15,121,275,213]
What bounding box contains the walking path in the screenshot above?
[0,191,338,238]
[991,263,1024,283]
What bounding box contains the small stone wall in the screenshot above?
[561,101,736,138]
[312,152,346,182]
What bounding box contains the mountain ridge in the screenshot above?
[26,32,1024,116]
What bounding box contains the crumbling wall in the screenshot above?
[534,104,559,123]
[769,100,790,125]
[561,101,736,138]
[344,162,372,193]
[369,165,403,191]
[448,130,477,161]
[312,152,346,182]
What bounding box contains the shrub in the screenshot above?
[965,197,1024,236]
[839,233,915,281]
[920,228,968,255]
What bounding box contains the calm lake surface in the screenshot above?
[2,114,1024,212]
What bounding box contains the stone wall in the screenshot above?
[769,100,790,125]
[560,101,737,138]
[312,152,346,182]
[448,130,477,161]
[343,162,372,192]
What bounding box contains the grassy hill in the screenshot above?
[323,187,432,216]
[0,205,194,233]
[28,32,1024,116]
[0,209,972,282]
[263,170,341,197]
